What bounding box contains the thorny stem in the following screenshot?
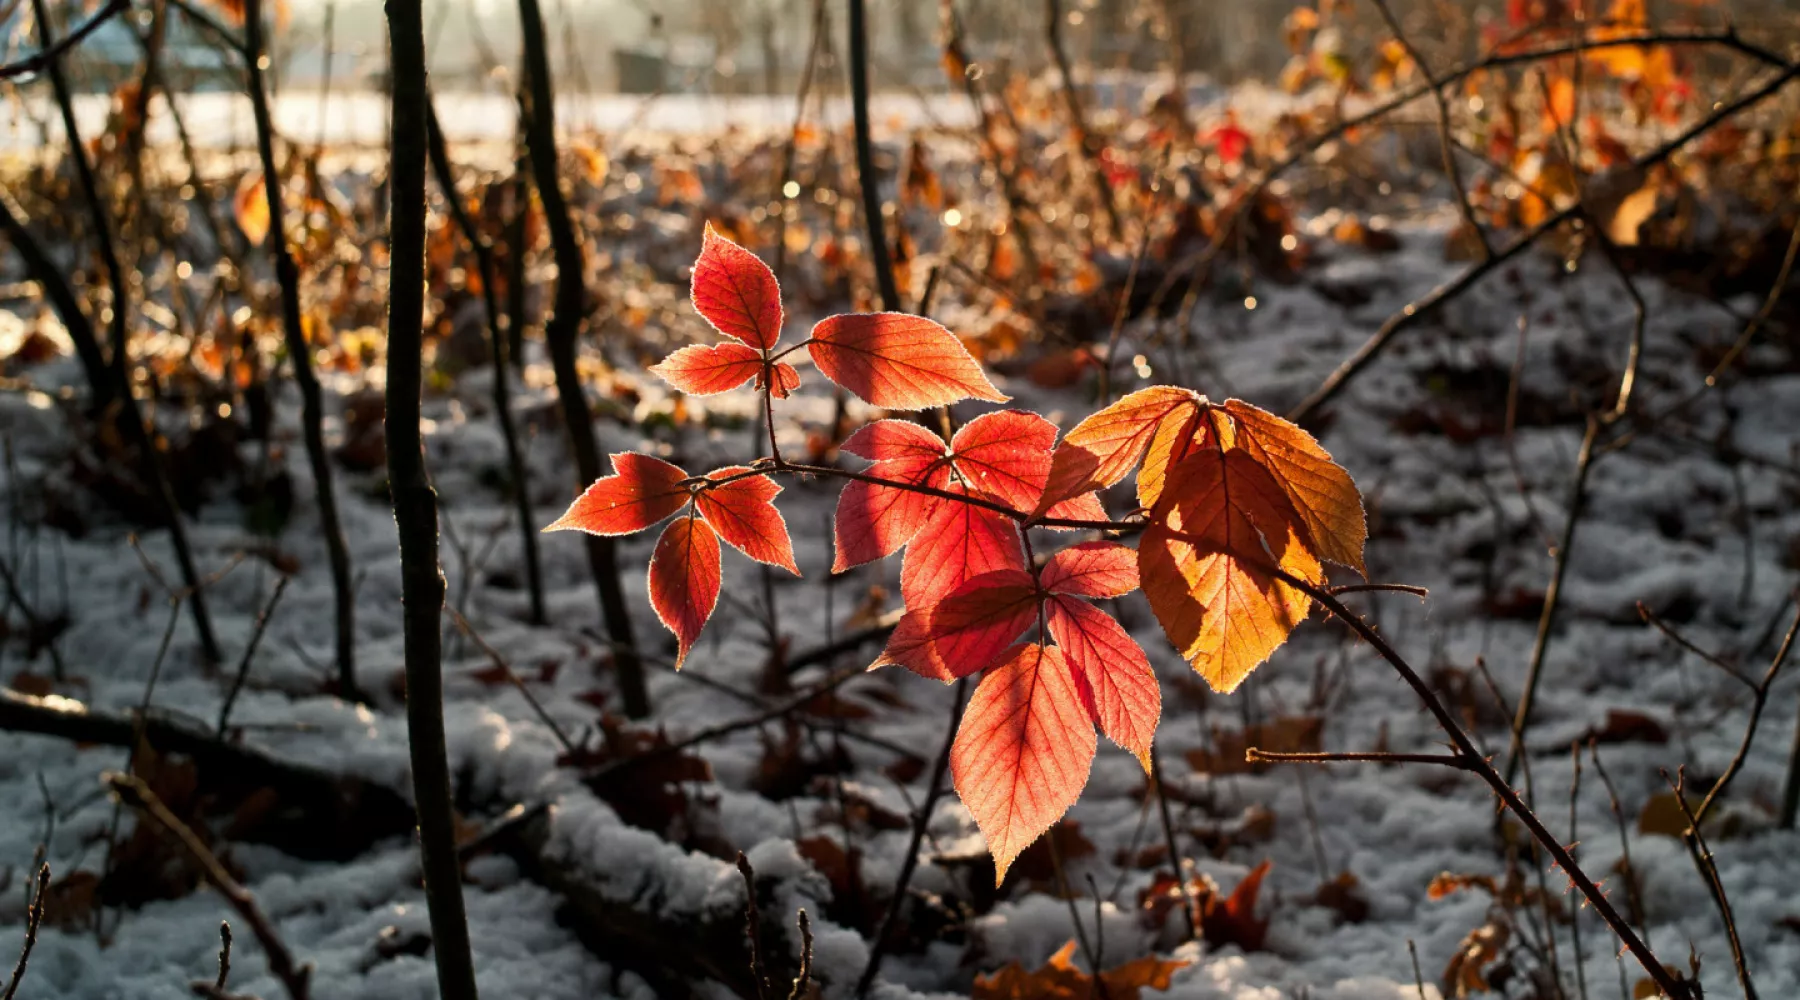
[1,864,47,1000]
[1667,768,1757,1000]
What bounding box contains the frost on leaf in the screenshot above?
[1222,399,1366,574]
[691,223,784,350]
[1036,386,1203,516]
[649,516,721,670]
[544,453,690,536]
[1139,449,1322,693]
[808,313,1008,409]
[951,643,1096,885]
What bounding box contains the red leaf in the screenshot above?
[842,418,948,462]
[691,223,783,349]
[649,516,721,669]
[951,642,1096,884]
[650,343,764,395]
[948,410,1058,513]
[833,420,953,572]
[808,313,1008,410]
[1047,597,1158,770]
[545,453,690,536]
[1036,386,1203,516]
[696,467,800,575]
[1041,541,1140,598]
[760,361,802,399]
[901,484,1025,610]
[875,568,1039,680]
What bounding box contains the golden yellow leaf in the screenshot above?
[234,173,271,248]
[1140,450,1321,693]
[1222,400,1366,573]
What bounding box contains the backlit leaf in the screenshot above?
[1136,403,1210,510]
[1140,450,1320,693]
[1040,541,1140,599]
[692,223,783,349]
[696,467,799,575]
[833,420,953,572]
[901,485,1025,610]
[650,343,764,395]
[809,313,1008,409]
[235,173,271,247]
[1222,399,1366,573]
[1047,597,1159,770]
[1036,386,1203,516]
[952,643,1095,884]
[545,453,690,536]
[649,516,721,669]
[875,569,1039,681]
[760,361,802,399]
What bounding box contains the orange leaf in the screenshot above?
[545,453,690,536]
[808,313,1008,410]
[1036,386,1203,516]
[1222,399,1366,573]
[973,940,1188,1000]
[235,173,271,247]
[692,223,783,350]
[649,516,721,669]
[901,485,1025,610]
[650,343,764,395]
[696,468,799,575]
[1047,597,1159,770]
[1040,541,1139,598]
[1139,450,1320,693]
[1137,401,1211,511]
[876,569,1040,681]
[951,643,1095,884]
[833,420,954,572]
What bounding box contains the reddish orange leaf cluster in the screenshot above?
[547,230,1367,879]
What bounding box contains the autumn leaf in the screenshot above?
[1221,400,1366,574]
[545,453,690,536]
[808,313,1008,410]
[1139,449,1321,693]
[1039,541,1140,599]
[951,643,1095,884]
[696,467,799,575]
[760,361,802,399]
[649,515,721,669]
[950,410,1107,522]
[876,569,1041,681]
[691,223,784,349]
[901,485,1025,610]
[235,173,272,247]
[650,343,765,395]
[832,420,954,572]
[1136,402,1211,510]
[973,940,1188,1000]
[1046,596,1159,770]
[1036,386,1204,516]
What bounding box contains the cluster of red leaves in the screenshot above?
[548,230,1367,880]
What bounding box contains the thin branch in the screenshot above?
[385,0,480,996]
[847,0,900,311]
[1,864,48,1000]
[1247,749,1473,769]
[1665,768,1757,1000]
[0,0,128,80]
[217,575,291,735]
[1289,58,1800,423]
[447,606,578,758]
[106,774,312,1000]
[855,674,967,996]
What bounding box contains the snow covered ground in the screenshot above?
[0,202,1796,1000]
